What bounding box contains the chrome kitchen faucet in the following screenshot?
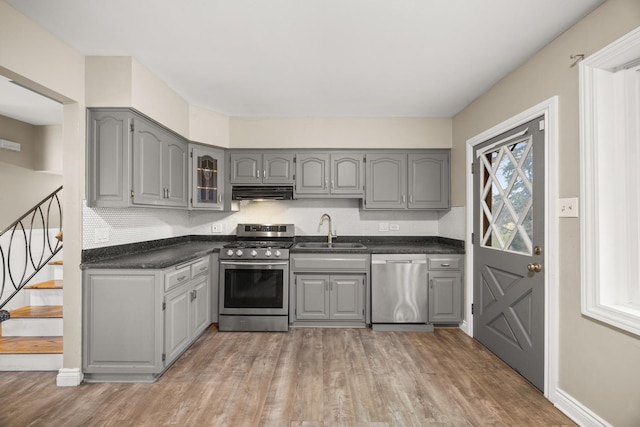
[319,213,337,244]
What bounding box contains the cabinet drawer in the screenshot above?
[165,265,191,292]
[190,258,210,279]
[428,257,461,270]
[292,256,369,272]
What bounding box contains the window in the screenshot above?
[580,26,640,336]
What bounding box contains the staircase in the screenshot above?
[0,187,63,371]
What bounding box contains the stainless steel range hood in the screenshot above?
[231,186,294,201]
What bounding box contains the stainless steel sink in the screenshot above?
[294,242,367,250]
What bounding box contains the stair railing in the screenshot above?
[0,186,63,313]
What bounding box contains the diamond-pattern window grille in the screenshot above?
[480,137,533,255]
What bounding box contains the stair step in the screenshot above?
[0,336,63,371]
[24,280,63,290]
[1,317,63,336]
[0,353,63,371]
[10,305,62,318]
[0,336,62,354]
[48,260,63,266]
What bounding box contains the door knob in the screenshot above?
[527,262,543,272]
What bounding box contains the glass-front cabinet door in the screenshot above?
[190,145,224,210]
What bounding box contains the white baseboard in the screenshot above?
[459,320,471,336]
[56,368,83,387]
[554,388,611,427]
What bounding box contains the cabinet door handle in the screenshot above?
[193,289,197,300]
[218,194,222,203]
[402,194,406,203]
[430,279,433,289]
[324,180,328,189]
[331,180,335,189]
[256,170,260,178]
[410,195,413,203]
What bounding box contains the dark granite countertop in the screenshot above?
[82,235,464,270]
[81,236,230,270]
[291,236,464,255]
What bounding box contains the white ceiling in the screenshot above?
[6,0,603,118]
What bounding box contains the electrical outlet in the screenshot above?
[211,223,222,233]
[94,228,109,243]
[389,223,400,231]
[379,222,389,232]
[558,197,579,218]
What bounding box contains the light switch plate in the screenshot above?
[389,223,400,231]
[558,197,579,218]
[211,223,222,233]
[379,222,389,232]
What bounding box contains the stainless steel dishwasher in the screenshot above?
[371,254,432,331]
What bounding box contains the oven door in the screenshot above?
[219,261,289,315]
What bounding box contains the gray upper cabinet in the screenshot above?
[364,153,407,209]
[190,144,224,210]
[133,121,188,208]
[87,108,188,209]
[295,152,364,197]
[86,110,132,208]
[408,152,450,209]
[332,153,365,196]
[365,150,450,210]
[295,153,329,195]
[229,151,294,185]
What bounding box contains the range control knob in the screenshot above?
[226,249,234,257]
[235,249,244,257]
[274,250,282,257]
[250,250,258,257]
[265,250,272,257]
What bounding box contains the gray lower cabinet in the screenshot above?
[295,152,364,197]
[87,108,188,208]
[83,256,211,382]
[364,150,450,210]
[290,253,370,327]
[229,151,294,185]
[427,255,463,324]
[295,274,364,321]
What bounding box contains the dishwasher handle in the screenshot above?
[371,259,427,264]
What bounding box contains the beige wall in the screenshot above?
[0,0,86,376]
[0,115,63,229]
[34,125,63,173]
[230,117,451,149]
[452,0,640,424]
[189,105,230,148]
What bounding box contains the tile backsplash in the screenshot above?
[83,199,465,249]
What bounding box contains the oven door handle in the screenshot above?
[220,261,289,266]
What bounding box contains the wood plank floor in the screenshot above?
[0,326,575,427]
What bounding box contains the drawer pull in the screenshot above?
[440,263,451,267]
[177,275,187,281]
[199,266,207,271]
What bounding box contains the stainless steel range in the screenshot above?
[218,224,295,332]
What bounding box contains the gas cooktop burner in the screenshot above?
[223,241,293,250]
